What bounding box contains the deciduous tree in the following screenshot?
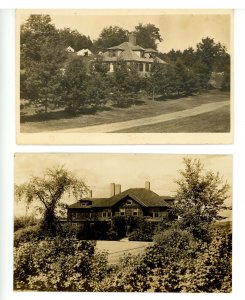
[173,158,230,241]
[15,165,88,235]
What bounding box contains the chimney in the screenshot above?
[115,184,121,195]
[128,33,136,46]
[110,183,115,197]
[145,181,150,190]
[88,190,92,198]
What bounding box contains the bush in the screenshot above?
[128,229,153,242]
[14,215,38,232]
[14,225,43,247]
[14,237,108,291]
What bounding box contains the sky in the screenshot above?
[14,154,232,219]
[18,10,231,53]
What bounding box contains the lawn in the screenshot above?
[114,105,230,133]
[20,90,230,133]
[96,239,152,264]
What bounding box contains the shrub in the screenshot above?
[14,237,108,291]
[14,225,43,247]
[14,215,38,232]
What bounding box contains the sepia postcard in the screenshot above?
[14,153,232,292]
[16,9,233,144]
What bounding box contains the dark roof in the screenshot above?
[69,188,173,209]
[102,42,167,64]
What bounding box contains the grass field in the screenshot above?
[20,90,230,133]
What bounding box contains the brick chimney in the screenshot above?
[145,181,150,190]
[115,184,121,195]
[110,183,115,197]
[128,33,136,46]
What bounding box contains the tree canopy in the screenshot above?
[134,23,163,50]
[15,165,88,235]
[173,158,231,241]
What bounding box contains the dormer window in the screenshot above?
[79,200,92,206]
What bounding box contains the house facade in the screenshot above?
[101,33,167,74]
[67,181,174,226]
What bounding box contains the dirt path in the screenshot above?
[52,100,229,133]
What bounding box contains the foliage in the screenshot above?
[14,225,43,247]
[94,26,128,51]
[15,165,88,236]
[173,158,230,241]
[61,55,88,114]
[134,23,163,50]
[20,15,68,112]
[14,215,38,232]
[58,27,93,52]
[14,237,108,291]
[95,227,231,292]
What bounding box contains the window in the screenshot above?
[119,208,125,216]
[126,199,132,205]
[153,212,159,218]
[132,208,138,216]
[145,63,150,72]
[72,213,77,219]
[102,210,112,218]
[138,63,143,72]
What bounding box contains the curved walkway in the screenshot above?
[54,100,229,133]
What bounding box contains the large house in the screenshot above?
[101,33,167,74]
[67,181,174,226]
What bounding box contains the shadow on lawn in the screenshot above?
[112,99,146,109]
[20,106,112,123]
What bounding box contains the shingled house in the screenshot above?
[101,33,167,74]
[67,181,174,226]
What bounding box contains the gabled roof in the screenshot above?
[69,188,173,209]
[110,188,171,207]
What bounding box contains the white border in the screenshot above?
[1,3,245,300]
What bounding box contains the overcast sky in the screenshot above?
[14,154,232,219]
[18,10,231,53]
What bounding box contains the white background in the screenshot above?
[1,1,245,299]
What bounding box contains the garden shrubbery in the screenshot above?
[14,237,108,291]
[94,226,232,292]
[14,224,231,292]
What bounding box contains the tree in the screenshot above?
[15,165,88,235]
[196,37,227,71]
[61,55,88,114]
[23,40,67,113]
[58,28,93,52]
[20,15,68,112]
[173,158,230,241]
[134,23,163,50]
[94,26,128,52]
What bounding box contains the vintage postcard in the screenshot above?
[14,153,232,292]
[16,9,233,144]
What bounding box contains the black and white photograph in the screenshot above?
[16,9,233,144]
[14,153,232,292]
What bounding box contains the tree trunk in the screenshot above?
[45,95,48,114]
[152,86,155,101]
